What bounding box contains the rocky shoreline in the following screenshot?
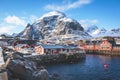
[2,47,85,80]
[4,52,49,80]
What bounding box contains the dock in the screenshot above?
[86,50,120,56]
[25,53,86,65]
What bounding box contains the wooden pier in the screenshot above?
[86,50,120,56]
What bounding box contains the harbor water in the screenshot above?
[47,54,120,80]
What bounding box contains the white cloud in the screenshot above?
[44,0,92,11]
[80,19,98,24]
[79,19,98,27]
[0,15,39,35]
[89,19,98,24]
[0,15,28,34]
[21,15,38,23]
[5,15,26,26]
[0,23,15,34]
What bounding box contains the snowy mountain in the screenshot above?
[18,11,91,40]
[107,28,120,37]
[84,25,98,33]
[18,23,43,39]
[83,25,120,37]
[0,33,14,38]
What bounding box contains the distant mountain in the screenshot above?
[107,28,120,37]
[110,28,120,33]
[0,33,14,38]
[18,11,91,40]
[83,25,120,37]
[84,25,98,33]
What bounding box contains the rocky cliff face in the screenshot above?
[18,23,43,39]
[18,11,91,40]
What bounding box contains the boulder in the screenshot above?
[5,52,49,80]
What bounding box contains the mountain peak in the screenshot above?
[18,11,91,40]
[40,11,66,19]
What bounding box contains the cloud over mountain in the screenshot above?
[44,0,92,11]
[5,15,26,26]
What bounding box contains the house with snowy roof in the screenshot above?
[35,44,85,55]
[14,44,34,54]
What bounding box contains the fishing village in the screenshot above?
[1,0,120,80]
[0,35,120,80]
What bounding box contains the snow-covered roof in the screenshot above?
[15,44,28,47]
[38,44,78,49]
[63,45,75,49]
[7,46,14,49]
[40,44,64,49]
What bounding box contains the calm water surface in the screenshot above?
[46,54,120,80]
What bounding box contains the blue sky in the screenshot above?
[0,0,120,34]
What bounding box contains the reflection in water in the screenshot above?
[47,54,120,80]
[98,55,111,64]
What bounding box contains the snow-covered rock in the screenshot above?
[18,23,43,39]
[84,25,98,33]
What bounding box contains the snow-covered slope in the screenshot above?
[84,25,98,33]
[83,25,120,37]
[106,28,120,37]
[18,11,91,40]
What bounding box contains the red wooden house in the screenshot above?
[35,44,85,55]
[99,40,112,51]
[83,40,113,51]
[112,38,120,51]
[83,41,96,50]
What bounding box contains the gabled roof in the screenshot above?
[62,45,75,49]
[85,40,101,45]
[38,44,77,49]
[40,44,64,49]
[15,44,28,47]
